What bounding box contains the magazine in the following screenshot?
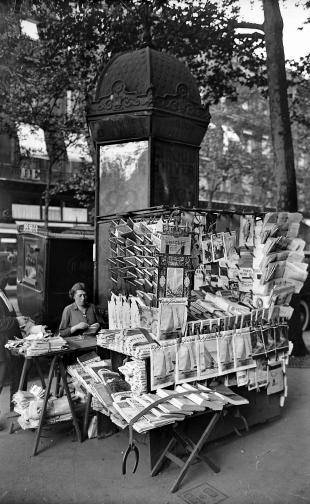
[197,333,220,379]
[218,330,234,373]
[157,298,187,340]
[267,362,284,395]
[210,384,249,406]
[150,343,176,390]
[85,360,112,383]
[175,340,198,383]
[156,388,204,412]
[77,351,100,370]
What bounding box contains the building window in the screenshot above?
[63,207,88,223]
[12,204,40,220]
[0,134,15,164]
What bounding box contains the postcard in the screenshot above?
[239,215,255,247]
[250,328,266,358]
[211,233,225,262]
[201,235,213,264]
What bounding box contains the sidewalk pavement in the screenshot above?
[0,365,310,504]
[1,290,309,503]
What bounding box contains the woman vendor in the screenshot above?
[59,282,100,337]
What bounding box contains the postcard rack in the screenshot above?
[98,206,306,393]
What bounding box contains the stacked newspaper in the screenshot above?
[118,359,148,394]
[12,390,75,429]
[97,328,158,359]
[24,335,68,356]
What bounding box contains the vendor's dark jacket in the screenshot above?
[58,302,98,337]
[0,317,21,362]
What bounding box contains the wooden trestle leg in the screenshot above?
[58,358,82,443]
[32,355,57,456]
[151,411,222,494]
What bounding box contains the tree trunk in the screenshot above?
[262,0,298,211]
[263,0,307,356]
[44,161,52,229]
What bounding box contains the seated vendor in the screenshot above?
[59,282,100,337]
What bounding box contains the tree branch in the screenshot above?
[234,21,265,40]
[236,21,265,32]
[235,32,265,40]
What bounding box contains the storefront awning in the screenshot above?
[0,224,17,234]
[15,220,89,229]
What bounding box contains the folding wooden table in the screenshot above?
[121,392,234,494]
[12,335,98,456]
[151,410,223,493]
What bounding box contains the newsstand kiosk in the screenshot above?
[86,46,285,479]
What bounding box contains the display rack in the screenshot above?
[94,206,307,488]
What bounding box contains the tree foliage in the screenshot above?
[0,0,309,212]
[199,85,275,209]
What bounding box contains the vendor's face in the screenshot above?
[74,289,87,307]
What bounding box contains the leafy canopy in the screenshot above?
[1,0,309,211]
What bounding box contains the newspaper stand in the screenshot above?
[85,46,301,492]
[93,204,301,492]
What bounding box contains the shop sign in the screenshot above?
[19,223,38,233]
[20,161,41,181]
